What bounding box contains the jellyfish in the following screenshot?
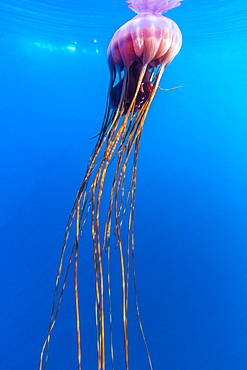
[40,0,183,369]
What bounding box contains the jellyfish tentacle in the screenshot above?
[107,243,115,369]
[40,63,165,370]
[89,74,146,368]
[39,107,121,369]
[159,85,184,91]
[114,67,149,370]
[75,201,82,370]
[130,65,166,370]
[107,65,162,369]
[122,65,165,370]
[83,65,148,370]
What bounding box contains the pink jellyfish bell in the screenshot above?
[40,1,183,370]
[108,0,182,113]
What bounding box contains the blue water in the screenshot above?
[1,1,247,369]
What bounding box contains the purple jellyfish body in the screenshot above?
[40,1,182,369]
[108,9,182,112]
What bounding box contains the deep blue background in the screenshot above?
[1,1,247,369]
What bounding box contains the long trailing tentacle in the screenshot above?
[39,106,120,369]
[40,61,166,370]
[110,64,165,370]
[99,64,165,370]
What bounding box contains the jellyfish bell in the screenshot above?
[40,1,183,370]
[107,13,182,69]
[108,0,182,112]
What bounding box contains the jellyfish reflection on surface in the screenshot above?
[40,0,183,369]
